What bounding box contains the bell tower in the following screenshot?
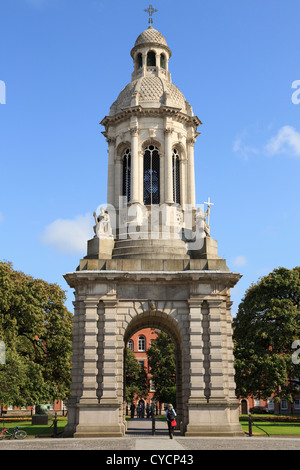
[64,9,244,439]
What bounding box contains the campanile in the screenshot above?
[64,8,243,438]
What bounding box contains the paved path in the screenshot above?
[0,418,300,451]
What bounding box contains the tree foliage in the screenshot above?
[233,266,300,403]
[147,330,176,405]
[125,347,148,402]
[0,261,73,407]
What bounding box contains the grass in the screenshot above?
[241,421,300,436]
[240,415,300,436]
[0,417,68,439]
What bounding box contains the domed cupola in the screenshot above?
[130,26,172,82]
[109,25,194,117]
[100,8,202,256]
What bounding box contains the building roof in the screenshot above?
[134,26,168,48]
[109,75,189,116]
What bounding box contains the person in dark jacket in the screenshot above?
[165,404,177,439]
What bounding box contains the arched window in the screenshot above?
[172,148,181,204]
[128,340,134,350]
[122,148,131,202]
[160,53,166,69]
[143,145,160,205]
[136,53,143,70]
[147,51,156,67]
[138,335,146,352]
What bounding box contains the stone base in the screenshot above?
[65,401,125,439]
[74,427,124,438]
[190,236,220,260]
[185,400,244,437]
[87,237,115,259]
[78,257,229,272]
[32,415,48,426]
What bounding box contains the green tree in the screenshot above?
[147,330,176,406]
[125,347,148,403]
[233,266,300,404]
[0,261,73,407]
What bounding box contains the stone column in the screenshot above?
[164,127,174,204]
[226,301,239,402]
[139,150,144,204]
[130,127,140,204]
[100,292,119,405]
[187,138,196,208]
[187,298,207,404]
[207,299,226,402]
[180,157,187,208]
[79,297,100,404]
[106,138,116,206]
[114,157,122,208]
[63,298,84,436]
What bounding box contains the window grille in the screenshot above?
[143,145,160,205]
[172,148,181,204]
[128,340,134,350]
[122,148,131,202]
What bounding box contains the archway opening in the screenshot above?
[123,312,184,436]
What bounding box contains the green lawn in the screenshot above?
[0,418,68,439]
[240,416,300,436]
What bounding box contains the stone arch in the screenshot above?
[141,138,162,152]
[116,141,131,160]
[147,50,156,67]
[172,141,187,161]
[135,52,143,70]
[122,308,187,433]
[124,308,183,347]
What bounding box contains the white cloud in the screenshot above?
[232,255,247,267]
[41,213,94,254]
[233,137,259,161]
[234,125,300,161]
[264,125,300,158]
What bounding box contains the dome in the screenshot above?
[134,27,168,48]
[131,26,171,58]
[109,75,189,116]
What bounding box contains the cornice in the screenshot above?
[100,106,202,134]
[64,270,241,288]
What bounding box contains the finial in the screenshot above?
[144,3,158,27]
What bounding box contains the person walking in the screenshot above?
[165,404,177,439]
[130,402,136,419]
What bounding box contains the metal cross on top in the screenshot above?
[144,3,158,26]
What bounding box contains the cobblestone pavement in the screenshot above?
[0,418,299,451]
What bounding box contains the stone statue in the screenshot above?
[93,207,113,239]
[196,206,210,236]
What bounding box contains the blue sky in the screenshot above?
[0,0,299,314]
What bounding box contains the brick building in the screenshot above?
[127,328,159,413]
